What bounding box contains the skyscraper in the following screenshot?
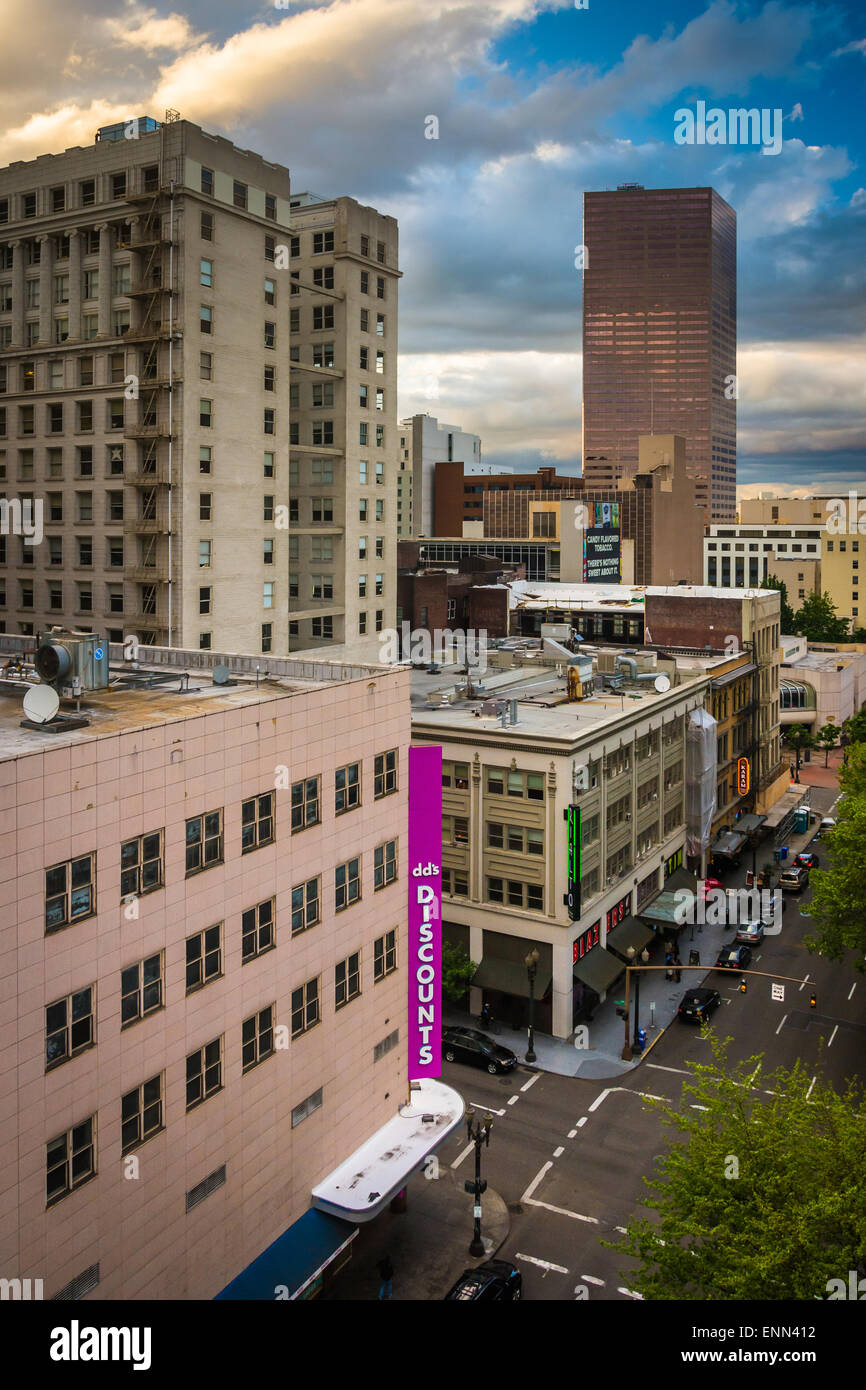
[581,185,737,521]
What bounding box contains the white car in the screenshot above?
[820,817,836,831]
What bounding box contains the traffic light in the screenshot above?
[739,977,747,993]
[810,992,817,1009]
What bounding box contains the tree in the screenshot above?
[804,740,866,967]
[793,591,850,642]
[603,1037,866,1299]
[784,722,813,780]
[850,627,866,643]
[441,941,478,1004]
[843,706,866,745]
[761,574,795,632]
[815,720,841,767]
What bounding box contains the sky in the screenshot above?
[1,0,864,496]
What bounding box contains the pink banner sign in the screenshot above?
[408,745,443,1079]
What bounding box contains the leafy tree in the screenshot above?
[604,1037,866,1299]
[843,706,866,745]
[793,591,850,642]
[784,722,813,779]
[441,941,478,1004]
[850,627,866,643]
[815,720,841,767]
[761,574,795,632]
[805,741,866,967]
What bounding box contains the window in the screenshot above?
[313,265,334,290]
[200,258,213,287]
[200,351,212,380]
[201,167,214,196]
[199,493,212,523]
[201,211,214,241]
[264,407,275,434]
[292,776,320,831]
[107,398,124,429]
[120,952,163,1026]
[241,791,275,853]
[442,760,469,790]
[121,1075,163,1154]
[263,537,274,565]
[377,313,385,336]
[313,231,334,254]
[312,616,333,639]
[442,868,469,897]
[335,857,361,911]
[111,171,127,199]
[335,952,361,1009]
[233,180,247,210]
[186,1037,223,1109]
[292,1087,323,1128]
[200,304,212,333]
[45,987,94,1069]
[374,1029,399,1063]
[359,423,368,446]
[199,539,212,567]
[112,262,131,296]
[376,350,385,374]
[200,398,212,427]
[335,762,360,813]
[377,240,386,264]
[313,305,334,330]
[120,830,163,897]
[46,1118,95,1206]
[264,320,276,349]
[54,274,69,305]
[291,978,320,1038]
[186,923,223,992]
[292,877,320,935]
[377,276,385,299]
[375,573,384,595]
[374,839,397,890]
[263,582,274,609]
[45,854,95,931]
[361,270,369,295]
[264,234,275,262]
[185,809,223,875]
[265,192,277,220]
[242,1006,275,1073]
[486,767,544,800]
[374,749,397,798]
[445,815,469,845]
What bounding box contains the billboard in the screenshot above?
[737,757,750,796]
[408,746,443,1079]
[582,501,621,582]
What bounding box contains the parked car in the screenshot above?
[735,921,765,946]
[715,943,752,970]
[779,866,810,892]
[794,850,819,869]
[444,1260,522,1300]
[820,817,836,832]
[677,988,722,1024]
[442,1027,518,1074]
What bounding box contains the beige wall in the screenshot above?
[821,527,863,627]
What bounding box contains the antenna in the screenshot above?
[23,685,60,724]
[213,664,231,686]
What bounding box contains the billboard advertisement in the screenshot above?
[408,746,443,1079]
[582,501,621,583]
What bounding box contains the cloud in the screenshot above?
[105,6,203,53]
[831,38,866,58]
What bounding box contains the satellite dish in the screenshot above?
[213,665,231,686]
[654,674,671,693]
[24,685,60,724]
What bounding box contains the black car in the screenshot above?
[677,988,722,1024]
[442,1027,518,1074]
[444,1260,522,1300]
[794,850,819,869]
[715,943,752,970]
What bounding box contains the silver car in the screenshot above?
[735,921,765,946]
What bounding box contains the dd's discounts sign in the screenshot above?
[408,746,443,1079]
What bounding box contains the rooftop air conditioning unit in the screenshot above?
[35,629,110,695]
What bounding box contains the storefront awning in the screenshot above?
[473,956,553,1000]
[711,830,747,856]
[711,662,757,688]
[215,1208,357,1301]
[606,915,655,958]
[573,946,624,994]
[736,813,767,836]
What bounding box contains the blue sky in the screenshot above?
[1,0,864,495]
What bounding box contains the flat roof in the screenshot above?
[783,652,857,672]
[506,580,648,611]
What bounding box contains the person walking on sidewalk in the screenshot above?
[377,1255,394,1300]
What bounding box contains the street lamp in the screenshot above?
[464,1106,494,1257]
[627,946,651,1050]
[524,948,540,1063]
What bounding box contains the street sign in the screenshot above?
[737,757,750,796]
[566,804,581,921]
[473,1205,482,1219]
[771,983,785,1001]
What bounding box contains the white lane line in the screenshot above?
[515,1253,568,1275]
[828,1025,839,1047]
[615,1226,628,1235]
[589,1088,612,1112]
[568,1129,577,1139]
[582,1274,605,1286]
[576,1116,587,1127]
[848,983,857,1001]
[806,1074,817,1100]
[450,1142,475,1170]
[527,1199,600,1224]
[507,1095,519,1106]
[520,1073,540,1093]
[799,973,810,992]
[521,1162,552,1204]
[690,1104,709,1111]
[647,1063,691,1076]
[619,1287,644,1300]
[469,1101,507,1116]
[553,1146,565,1158]
[775,1013,788,1036]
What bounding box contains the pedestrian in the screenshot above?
[672,952,682,983]
[377,1255,394,1300]
[480,1000,491,1028]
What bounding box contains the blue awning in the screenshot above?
[215,1207,357,1301]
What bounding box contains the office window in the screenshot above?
[312,616,333,639]
[264,407,275,434]
[374,930,397,981]
[313,305,334,330]
[199,539,212,567]
[120,830,163,898]
[185,809,223,875]
[201,211,214,241]
[186,923,223,992]
[199,351,213,381]
[374,749,397,798]
[313,230,334,254]
[335,762,361,814]
[261,622,272,653]
[241,791,274,853]
[335,857,361,911]
[335,952,361,1009]
[200,304,212,333]
[186,1038,222,1110]
[45,854,95,932]
[291,776,320,831]
[233,180,247,210]
[292,877,320,935]
[241,896,275,962]
[201,166,214,196]
[46,1119,95,1206]
[263,450,275,478]
[377,313,385,336]
[121,1075,163,1154]
[374,839,397,890]
[45,987,94,1069]
[242,1006,275,1072]
[265,320,276,348]
[291,979,320,1038]
[120,952,163,1026]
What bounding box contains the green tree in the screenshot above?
[804,741,866,967]
[761,574,795,631]
[793,590,850,642]
[604,1037,866,1299]
[784,722,813,779]
[815,720,841,767]
[850,627,866,642]
[843,706,866,745]
[441,941,478,1004]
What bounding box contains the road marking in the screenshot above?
[451,1142,474,1170]
[576,1116,587,1127]
[647,1063,691,1076]
[582,1274,605,1285]
[521,1162,552,1203]
[690,1104,709,1111]
[848,983,857,1001]
[553,1146,565,1158]
[507,1095,519,1106]
[828,1025,838,1047]
[619,1287,644,1300]
[806,1074,817,1100]
[746,1064,761,1086]
[528,1199,600,1224]
[520,1073,540,1093]
[568,1129,577,1139]
[469,1101,507,1116]
[775,1013,788,1036]
[799,973,810,992]
[615,1226,628,1235]
[516,1253,568,1275]
[589,1088,612,1112]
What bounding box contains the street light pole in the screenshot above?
[464,1107,493,1258]
[524,948,540,1063]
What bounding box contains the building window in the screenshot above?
[233,180,247,210]
[201,166,214,196]
[335,762,361,814]
[200,351,213,380]
[121,1075,163,1154]
[265,320,275,349]
[291,776,320,832]
[374,839,397,890]
[241,792,275,853]
[313,230,334,254]
[335,857,361,911]
[120,830,163,897]
[441,868,469,896]
[200,304,212,333]
[374,1029,399,1063]
[185,809,223,875]
[201,211,214,241]
[292,877,320,935]
[442,761,469,789]
[291,979,320,1038]
[120,951,163,1026]
[374,749,398,798]
[45,854,95,932]
[45,986,94,1070]
[199,539,212,567]
[335,952,361,1009]
[242,1005,275,1072]
[292,1087,323,1127]
[46,1118,95,1206]
[186,1037,223,1110]
[374,930,397,981]
[186,923,223,993]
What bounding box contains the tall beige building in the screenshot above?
[0,117,398,661]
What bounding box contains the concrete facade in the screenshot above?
[400,414,481,537]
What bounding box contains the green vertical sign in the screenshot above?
[567,804,581,921]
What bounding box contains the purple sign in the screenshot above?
[408,745,443,1080]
